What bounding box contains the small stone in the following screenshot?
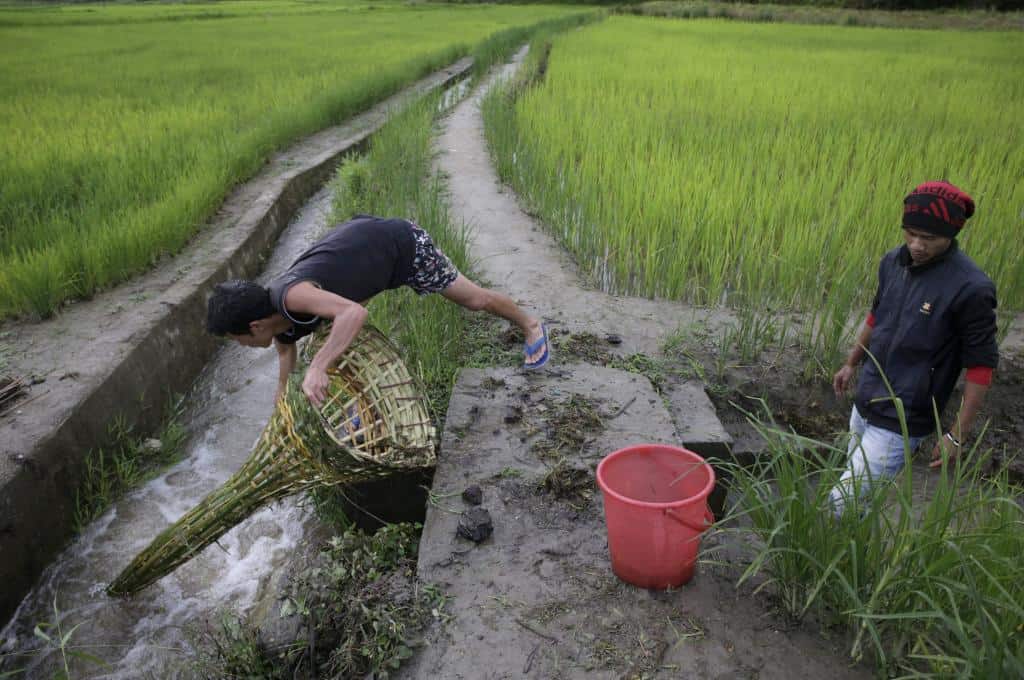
[605,333,623,345]
[457,507,493,543]
[461,485,483,505]
[503,406,522,424]
[142,438,163,453]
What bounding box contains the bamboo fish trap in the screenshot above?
[107,324,436,596]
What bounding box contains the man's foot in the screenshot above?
[524,322,550,370]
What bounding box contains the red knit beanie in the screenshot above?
[903,181,975,239]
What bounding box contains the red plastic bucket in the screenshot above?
[596,444,716,589]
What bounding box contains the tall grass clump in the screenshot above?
[74,397,188,532]
[0,0,584,319]
[714,409,1024,676]
[483,17,1024,364]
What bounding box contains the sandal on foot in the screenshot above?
[524,323,551,370]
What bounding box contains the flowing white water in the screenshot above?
[0,188,336,679]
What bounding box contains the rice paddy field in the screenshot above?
[0,0,582,319]
[484,16,1024,352]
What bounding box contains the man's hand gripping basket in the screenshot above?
[107,324,436,596]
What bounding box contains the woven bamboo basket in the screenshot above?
[107,324,436,596]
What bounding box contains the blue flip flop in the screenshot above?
[341,407,365,445]
[523,323,551,370]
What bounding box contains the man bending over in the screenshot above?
[206,214,549,406]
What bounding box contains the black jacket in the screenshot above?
[855,241,998,437]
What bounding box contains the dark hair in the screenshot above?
[206,280,275,336]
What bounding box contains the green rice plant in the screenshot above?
[0,0,584,319]
[712,399,1024,676]
[624,2,1024,32]
[74,397,188,532]
[0,592,110,679]
[468,11,603,83]
[483,16,1024,365]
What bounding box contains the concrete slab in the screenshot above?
[665,381,734,518]
[400,366,866,680]
[666,381,733,461]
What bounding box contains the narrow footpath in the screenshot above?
[436,55,728,356]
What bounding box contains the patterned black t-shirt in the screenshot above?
[268,215,415,344]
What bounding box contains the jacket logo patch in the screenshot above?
[920,302,933,315]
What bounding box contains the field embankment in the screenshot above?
[0,0,585,319]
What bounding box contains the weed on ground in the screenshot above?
[529,394,604,461]
[715,417,1024,677]
[191,523,445,679]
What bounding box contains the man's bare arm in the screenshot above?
[833,321,873,396]
[283,282,369,405]
[274,340,297,403]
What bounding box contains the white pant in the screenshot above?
[829,406,924,516]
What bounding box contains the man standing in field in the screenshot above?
[830,181,998,513]
[206,214,550,406]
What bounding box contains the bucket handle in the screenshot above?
[663,504,714,533]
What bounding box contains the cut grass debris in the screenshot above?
[191,523,444,679]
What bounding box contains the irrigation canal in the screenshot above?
[1,187,336,677]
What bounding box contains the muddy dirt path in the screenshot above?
[436,52,737,359]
